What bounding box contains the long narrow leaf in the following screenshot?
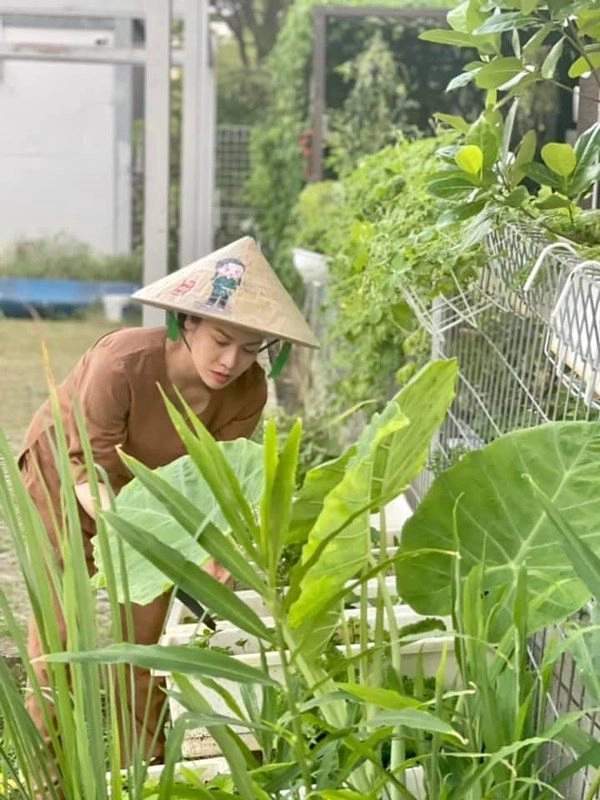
[47,642,278,685]
[104,511,273,642]
[196,524,268,596]
[160,387,260,550]
[289,360,457,633]
[173,675,269,800]
[267,418,302,563]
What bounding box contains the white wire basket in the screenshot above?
[483,221,580,320]
[546,260,600,409]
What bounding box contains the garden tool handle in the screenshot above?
[175,588,217,631]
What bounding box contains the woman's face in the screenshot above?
[183,317,264,389]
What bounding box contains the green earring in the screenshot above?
[268,341,292,379]
[167,310,180,341]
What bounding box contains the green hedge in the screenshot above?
[0,235,142,283]
[290,135,485,407]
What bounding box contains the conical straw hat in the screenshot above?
[132,237,319,348]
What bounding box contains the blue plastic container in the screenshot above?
[0,278,140,318]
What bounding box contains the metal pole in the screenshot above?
[200,31,215,254]
[114,19,133,254]
[143,0,171,326]
[180,0,213,266]
[0,41,184,65]
[0,0,187,19]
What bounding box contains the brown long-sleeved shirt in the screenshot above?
[19,326,267,540]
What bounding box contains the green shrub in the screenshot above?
[247,0,466,285]
[0,235,142,283]
[289,134,485,408]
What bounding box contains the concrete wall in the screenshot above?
[0,20,131,255]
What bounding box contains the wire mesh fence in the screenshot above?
[410,219,600,798]
[214,124,252,248]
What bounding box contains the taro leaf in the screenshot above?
[397,422,600,638]
[288,360,457,634]
[568,603,600,704]
[94,441,264,604]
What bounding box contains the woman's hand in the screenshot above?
[75,481,111,519]
[203,558,233,586]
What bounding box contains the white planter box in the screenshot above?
[369,494,414,541]
[162,621,457,758]
[143,755,230,783]
[141,760,425,799]
[165,574,405,635]
[164,603,452,656]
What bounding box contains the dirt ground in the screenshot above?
[0,312,129,656]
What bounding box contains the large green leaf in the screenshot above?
[428,173,479,199]
[570,122,600,195]
[287,448,356,545]
[288,361,457,632]
[94,441,264,604]
[473,12,538,34]
[474,57,524,89]
[568,51,600,79]
[397,422,600,636]
[419,28,480,48]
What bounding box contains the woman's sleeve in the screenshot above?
[66,343,131,488]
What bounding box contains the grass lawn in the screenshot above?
[0,310,139,654]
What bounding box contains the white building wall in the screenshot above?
[0,23,131,255]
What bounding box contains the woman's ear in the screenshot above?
[182,314,201,333]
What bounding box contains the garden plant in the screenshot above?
[420,0,600,252]
[0,360,590,798]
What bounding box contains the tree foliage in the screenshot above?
[246,0,471,285]
[420,0,600,248]
[212,0,294,66]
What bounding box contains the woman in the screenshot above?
[19,236,317,768]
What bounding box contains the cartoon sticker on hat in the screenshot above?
[205,257,246,310]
